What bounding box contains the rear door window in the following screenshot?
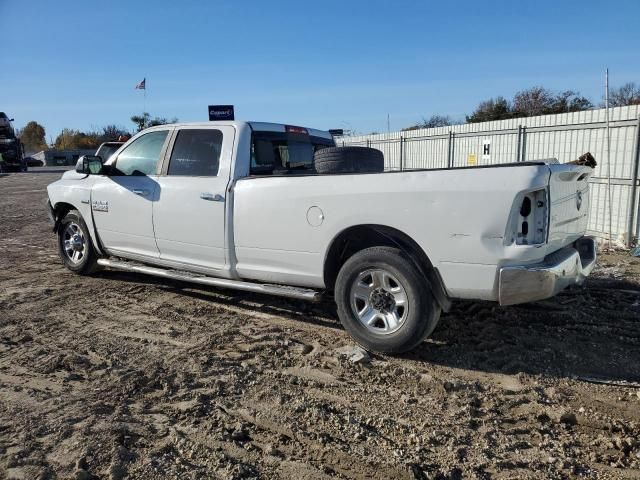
[250,131,334,176]
[168,129,223,176]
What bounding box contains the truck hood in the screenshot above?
[60,169,89,180]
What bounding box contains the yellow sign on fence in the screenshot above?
[467,153,477,166]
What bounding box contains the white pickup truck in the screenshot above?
[46,121,596,353]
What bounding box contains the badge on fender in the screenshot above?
[92,200,109,212]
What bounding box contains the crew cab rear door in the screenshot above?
[152,126,235,273]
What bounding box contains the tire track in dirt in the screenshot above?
[1,171,640,479]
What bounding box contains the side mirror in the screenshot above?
[75,155,104,175]
[9,118,14,122]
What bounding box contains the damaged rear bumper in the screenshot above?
[498,237,597,306]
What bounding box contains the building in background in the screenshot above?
[32,149,95,166]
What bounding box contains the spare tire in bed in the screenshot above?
[314,146,384,174]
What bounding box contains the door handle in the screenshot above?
[200,193,224,202]
[133,189,149,196]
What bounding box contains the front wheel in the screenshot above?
[57,209,99,274]
[335,246,441,354]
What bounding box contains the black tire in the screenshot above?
[314,146,384,174]
[57,209,99,274]
[335,246,441,354]
[21,160,28,172]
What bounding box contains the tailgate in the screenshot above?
[547,164,592,249]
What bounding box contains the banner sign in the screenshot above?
[208,105,234,121]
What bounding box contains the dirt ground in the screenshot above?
[1,169,639,480]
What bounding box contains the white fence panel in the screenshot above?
[337,106,640,243]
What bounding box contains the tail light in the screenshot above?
[508,188,548,245]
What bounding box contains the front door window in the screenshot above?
[114,130,168,176]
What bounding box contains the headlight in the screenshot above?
[0,138,15,144]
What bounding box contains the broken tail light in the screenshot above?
[508,188,548,245]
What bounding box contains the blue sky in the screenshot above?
[1,0,639,139]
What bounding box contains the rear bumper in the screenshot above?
[498,236,596,306]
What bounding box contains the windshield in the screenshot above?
[250,131,334,175]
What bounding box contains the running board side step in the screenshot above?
[96,258,322,302]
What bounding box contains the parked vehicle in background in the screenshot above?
[24,156,44,167]
[0,112,26,172]
[46,121,596,354]
[94,141,124,163]
[0,112,16,138]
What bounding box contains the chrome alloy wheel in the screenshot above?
[62,222,86,264]
[349,268,409,334]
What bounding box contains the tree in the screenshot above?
[51,124,132,151]
[513,86,554,117]
[54,129,101,150]
[130,113,150,132]
[18,121,47,153]
[607,82,640,107]
[403,115,453,131]
[467,88,593,123]
[552,90,593,113]
[513,87,592,116]
[466,97,513,123]
[100,124,130,142]
[131,112,178,132]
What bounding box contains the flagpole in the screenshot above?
[143,76,147,116]
[136,77,147,128]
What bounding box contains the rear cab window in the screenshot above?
[250,128,334,176]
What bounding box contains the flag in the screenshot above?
[135,78,146,90]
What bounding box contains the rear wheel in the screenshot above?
[335,246,441,354]
[57,210,99,274]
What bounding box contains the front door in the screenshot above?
[153,126,234,272]
[91,129,171,258]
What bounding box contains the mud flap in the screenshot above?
[46,200,58,232]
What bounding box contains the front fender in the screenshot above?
[47,175,104,255]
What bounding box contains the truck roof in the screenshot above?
[157,121,333,140]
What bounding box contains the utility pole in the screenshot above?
[605,69,613,250]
